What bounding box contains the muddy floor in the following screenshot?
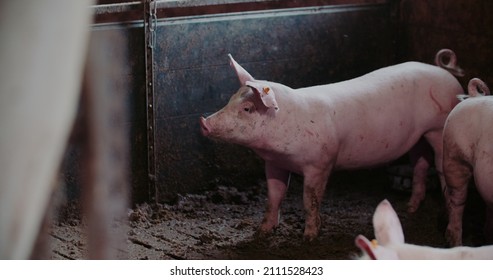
[50,168,486,260]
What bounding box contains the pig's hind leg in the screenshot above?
[443,140,472,247]
[423,130,448,198]
[258,163,291,237]
[407,138,433,213]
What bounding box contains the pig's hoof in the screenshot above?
[254,230,270,239]
[254,227,276,239]
[303,217,321,242]
[407,205,417,214]
[302,235,319,244]
[302,232,319,243]
[445,229,462,247]
[406,201,420,213]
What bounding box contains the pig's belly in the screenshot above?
[334,131,423,170]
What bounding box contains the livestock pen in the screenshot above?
[1,0,492,260]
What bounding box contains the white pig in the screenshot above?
[200,52,463,241]
[443,78,493,246]
[355,199,493,259]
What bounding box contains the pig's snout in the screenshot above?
[200,116,211,136]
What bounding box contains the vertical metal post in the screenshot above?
[144,0,157,201]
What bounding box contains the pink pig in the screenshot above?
[355,199,493,259]
[200,51,463,241]
[443,78,493,246]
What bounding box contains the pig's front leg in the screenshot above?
[258,162,291,236]
[303,166,331,241]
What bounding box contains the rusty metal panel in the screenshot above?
[152,4,396,201]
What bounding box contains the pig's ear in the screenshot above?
[245,81,279,111]
[355,235,378,260]
[355,235,400,260]
[228,54,254,86]
[372,199,405,246]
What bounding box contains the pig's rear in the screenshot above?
[443,92,493,246]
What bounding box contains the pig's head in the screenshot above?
[354,199,404,260]
[200,54,279,146]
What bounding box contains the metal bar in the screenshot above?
[144,0,157,201]
[92,0,390,23]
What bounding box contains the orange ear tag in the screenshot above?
[371,239,378,248]
[263,87,270,94]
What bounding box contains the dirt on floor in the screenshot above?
[49,168,486,260]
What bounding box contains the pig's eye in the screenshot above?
[243,105,254,113]
[242,103,255,114]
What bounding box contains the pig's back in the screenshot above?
[343,61,461,100]
[299,61,461,108]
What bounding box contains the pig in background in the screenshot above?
[200,50,464,241]
[355,199,493,259]
[443,78,493,247]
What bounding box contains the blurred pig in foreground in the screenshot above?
[355,199,493,259]
[0,0,129,259]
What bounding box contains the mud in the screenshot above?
[49,168,486,260]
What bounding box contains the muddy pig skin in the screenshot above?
[355,199,493,259]
[443,78,493,247]
[200,53,463,241]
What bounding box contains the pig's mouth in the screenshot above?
[199,116,211,137]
